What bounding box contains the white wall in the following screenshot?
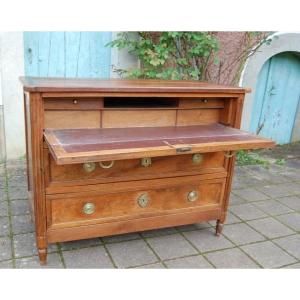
[0,32,25,160]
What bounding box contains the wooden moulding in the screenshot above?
[47,208,222,243]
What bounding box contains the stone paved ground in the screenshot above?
[0,144,300,269]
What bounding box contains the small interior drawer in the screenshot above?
[47,178,226,228]
[44,98,103,110]
[45,151,226,189]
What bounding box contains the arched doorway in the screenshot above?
[250,52,300,144]
[239,32,300,144]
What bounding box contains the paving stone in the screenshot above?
[250,170,291,184]
[0,177,5,189]
[282,182,300,195]
[13,232,57,257]
[280,168,300,182]
[14,232,38,257]
[238,176,268,187]
[232,176,248,190]
[63,246,114,268]
[205,248,259,269]
[277,213,300,231]
[147,233,197,260]
[134,262,165,269]
[102,232,141,243]
[6,165,26,177]
[0,237,12,261]
[256,184,294,198]
[141,227,178,238]
[60,238,102,251]
[253,200,293,216]
[106,239,157,268]
[230,203,267,221]
[176,222,211,232]
[8,186,28,200]
[0,260,13,268]
[229,193,246,206]
[273,235,300,260]
[7,175,27,187]
[165,255,213,269]
[277,196,300,211]
[0,217,10,236]
[15,253,63,268]
[11,215,34,234]
[248,218,294,239]
[0,188,6,201]
[0,201,8,217]
[241,241,296,268]
[224,212,242,224]
[282,263,300,269]
[232,188,269,202]
[222,223,265,245]
[235,166,251,177]
[183,228,233,253]
[10,199,30,216]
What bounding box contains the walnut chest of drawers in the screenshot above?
[20,77,275,264]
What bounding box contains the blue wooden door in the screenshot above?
[24,32,112,78]
[250,52,300,144]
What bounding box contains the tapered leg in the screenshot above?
[38,248,47,265]
[215,220,223,236]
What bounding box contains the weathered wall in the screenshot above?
[0,32,25,160]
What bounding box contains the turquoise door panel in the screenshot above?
[250,52,300,144]
[24,32,112,78]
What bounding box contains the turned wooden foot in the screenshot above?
[38,248,47,265]
[215,220,223,236]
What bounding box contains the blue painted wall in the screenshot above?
[250,52,300,144]
[24,32,112,78]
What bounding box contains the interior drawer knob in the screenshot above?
[187,190,198,202]
[83,162,96,173]
[82,202,96,215]
[141,157,152,167]
[192,153,203,164]
[137,193,149,208]
[99,161,115,169]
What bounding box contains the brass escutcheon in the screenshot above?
[137,193,149,208]
[141,157,152,167]
[187,190,198,202]
[99,161,115,169]
[192,153,203,164]
[83,162,96,173]
[82,202,96,215]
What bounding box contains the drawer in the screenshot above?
[45,151,226,189]
[44,98,103,110]
[47,177,226,228]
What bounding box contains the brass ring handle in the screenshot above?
[83,162,96,173]
[82,202,96,215]
[99,161,115,169]
[187,190,198,202]
[192,153,203,164]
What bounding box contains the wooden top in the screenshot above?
[44,124,274,164]
[20,77,250,94]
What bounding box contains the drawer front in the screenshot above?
[46,151,226,188]
[47,178,226,228]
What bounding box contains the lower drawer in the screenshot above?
[47,177,226,229]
